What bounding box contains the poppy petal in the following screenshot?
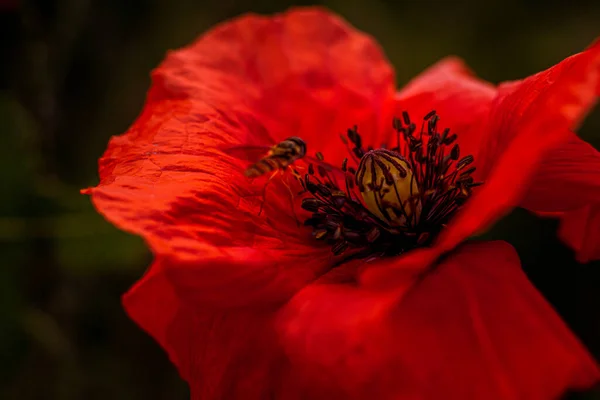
[393,57,496,159]
[560,205,600,263]
[519,132,600,261]
[86,7,396,306]
[123,259,288,399]
[278,241,599,400]
[438,39,599,257]
[86,99,331,307]
[520,133,600,212]
[552,206,600,263]
[151,7,395,164]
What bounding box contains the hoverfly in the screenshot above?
[244,136,308,178]
[224,137,343,216]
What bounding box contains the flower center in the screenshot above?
[299,110,482,257]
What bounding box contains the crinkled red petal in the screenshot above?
[278,241,599,400]
[85,7,396,307]
[519,132,600,261]
[149,7,395,166]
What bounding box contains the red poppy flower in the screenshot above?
[84,7,600,400]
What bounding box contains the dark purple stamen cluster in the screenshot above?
[298,166,387,256]
[390,110,482,233]
[298,110,482,257]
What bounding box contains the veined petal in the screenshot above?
[520,133,600,261]
[278,241,599,400]
[85,7,396,306]
[520,133,600,213]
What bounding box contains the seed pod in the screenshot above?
[355,149,420,227]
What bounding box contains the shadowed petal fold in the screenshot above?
[557,205,600,262]
[278,241,600,400]
[520,132,600,262]
[123,259,291,400]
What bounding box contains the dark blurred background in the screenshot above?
[0,0,599,399]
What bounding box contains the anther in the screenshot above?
[443,133,458,145]
[314,229,328,240]
[366,227,380,243]
[333,226,342,240]
[343,230,363,244]
[347,126,362,149]
[428,115,439,133]
[332,241,349,256]
[423,110,437,120]
[317,165,328,177]
[450,144,460,160]
[305,180,319,194]
[459,167,476,176]
[441,128,450,142]
[301,198,323,212]
[325,218,339,231]
[316,184,331,197]
[456,155,474,170]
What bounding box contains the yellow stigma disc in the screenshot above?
[356,150,420,227]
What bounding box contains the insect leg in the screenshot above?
[258,170,280,216]
[281,170,303,227]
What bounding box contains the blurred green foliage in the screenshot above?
[0,0,599,399]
